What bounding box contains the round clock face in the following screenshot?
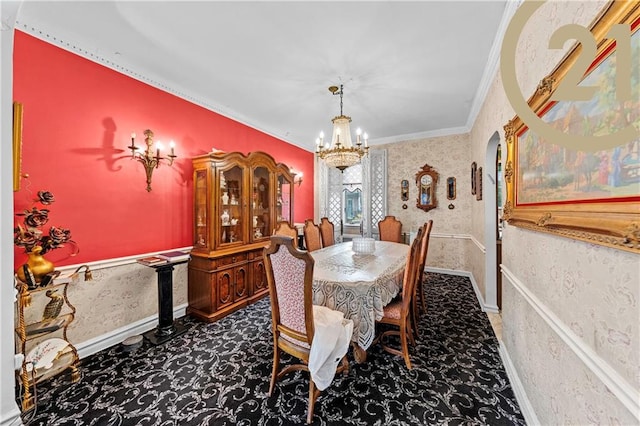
[259,184,266,192]
[420,175,431,185]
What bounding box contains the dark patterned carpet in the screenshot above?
[20,273,525,425]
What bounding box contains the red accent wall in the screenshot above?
[13,31,314,268]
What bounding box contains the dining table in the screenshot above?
[310,240,409,362]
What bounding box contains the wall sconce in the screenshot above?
[128,129,177,192]
[291,170,303,187]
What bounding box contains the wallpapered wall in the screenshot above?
[373,133,479,274]
[469,1,639,423]
[21,264,188,347]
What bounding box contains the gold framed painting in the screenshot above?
[503,2,640,253]
[13,102,23,192]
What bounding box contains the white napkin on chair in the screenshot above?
[309,305,354,390]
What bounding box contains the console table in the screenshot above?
[143,260,189,345]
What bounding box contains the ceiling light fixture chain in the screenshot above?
[329,84,345,116]
[316,83,369,172]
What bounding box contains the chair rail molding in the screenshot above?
[502,266,640,420]
[53,246,194,274]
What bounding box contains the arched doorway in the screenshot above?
[483,131,501,312]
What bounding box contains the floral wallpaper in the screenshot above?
[371,134,475,272]
[377,133,472,237]
[502,255,638,426]
[20,262,189,346]
[503,226,639,390]
[470,0,638,422]
[465,239,486,299]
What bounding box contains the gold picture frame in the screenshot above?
[503,3,640,253]
[475,167,483,201]
[13,102,23,192]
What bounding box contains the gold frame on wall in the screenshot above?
[13,102,23,192]
[503,2,640,253]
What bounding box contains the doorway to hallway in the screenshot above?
[484,131,502,312]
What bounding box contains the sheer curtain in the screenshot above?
[317,149,387,241]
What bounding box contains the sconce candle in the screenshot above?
[128,129,177,192]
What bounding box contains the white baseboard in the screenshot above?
[425,267,498,313]
[502,266,640,421]
[498,342,540,425]
[76,304,188,359]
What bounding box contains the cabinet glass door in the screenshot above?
[277,173,293,223]
[194,169,208,248]
[251,166,270,241]
[219,165,243,246]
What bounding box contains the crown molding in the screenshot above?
[14,19,305,150]
[370,125,470,146]
[465,0,522,131]
[15,1,519,152]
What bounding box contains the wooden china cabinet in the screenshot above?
[188,151,295,322]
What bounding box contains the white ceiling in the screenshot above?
[15,1,509,152]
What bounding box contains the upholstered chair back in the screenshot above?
[264,236,314,348]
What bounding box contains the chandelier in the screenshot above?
[316,84,369,171]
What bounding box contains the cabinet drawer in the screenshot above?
[248,249,266,260]
[217,253,247,267]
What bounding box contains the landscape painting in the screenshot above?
[516,23,639,205]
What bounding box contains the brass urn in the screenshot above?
[16,246,55,284]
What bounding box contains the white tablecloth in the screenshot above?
[310,241,409,350]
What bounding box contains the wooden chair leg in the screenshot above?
[338,355,350,376]
[269,348,280,396]
[307,379,317,424]
[400,324,412,369]
[407,318,416,346]
[411,297,420,340]
[419,276,427,313]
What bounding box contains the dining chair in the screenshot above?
[378,215,403,243]
[263,236,350,424]
[415,220,433,314]
[303,219,323,252]
[410,220,433,339]
[318,217,335,247]
[273,221,298,248]
[373,231,422,369]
